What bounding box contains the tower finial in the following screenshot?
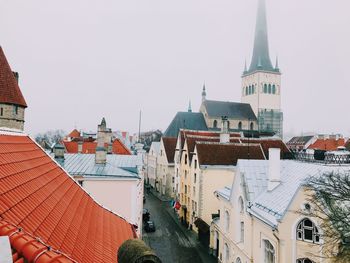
[275,56,279,71]
[188,100,192,112]
[248,0,274,73]
[201,82,207,102]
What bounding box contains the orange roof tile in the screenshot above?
[112,139,131,155]
[68,129,81,138]
[0,47,27,107]
[308,138,346,151]
[64,140,131,155]
[0,134,136,263]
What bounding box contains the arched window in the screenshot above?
[224,243,229,262]
[240,222,244,242]
[249,85,252,95]
[238,196,244,213]
[227,121,230,129]
[272,85,276,94]
[296,218,320,243]
[238,122,242,130]
[264,84,268,93]
[213,120,218,128]
[297,258,314,263]
[252,85,255,94]
[268,84,272,94]
[225,210,230,232]
[264,240,275,263]
[236,257,242,263]
[250,122,254,131]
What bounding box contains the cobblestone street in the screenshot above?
[142,192,216,263]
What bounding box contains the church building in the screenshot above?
[241,0,283,137]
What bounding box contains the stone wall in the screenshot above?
[0,104,25,130]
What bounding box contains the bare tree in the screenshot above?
[35,129,66,149]
[306,172,350,262]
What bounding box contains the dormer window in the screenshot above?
[213,120,218,128]
[296,218,320,243]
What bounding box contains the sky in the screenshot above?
[1,0,350,138]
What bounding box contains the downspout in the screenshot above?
[272,228,280,263]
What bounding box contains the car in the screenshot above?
[144,220,156,232]
[142,208,150,222]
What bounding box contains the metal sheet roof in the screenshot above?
[53,153,141,178]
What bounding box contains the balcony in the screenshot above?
[294,149,350,165]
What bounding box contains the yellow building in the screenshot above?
[211,148,347,263]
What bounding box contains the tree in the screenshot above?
[306,172,350,262]
[35,129,66,149]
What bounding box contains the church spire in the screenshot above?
[247,0,274,73]
[188,100,192,112]
[201,83,206,102]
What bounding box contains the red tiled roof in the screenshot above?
[63,140,131,155]
[68,129,81,138]
[240,138,291,159]
[308,138,346,151]
[0,47,27,107]
[196,142,265,166]
[112,139,131,155]
[162,137,177,163]
[0,134,136,263]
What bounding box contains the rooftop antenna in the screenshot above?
[138,110,142,143]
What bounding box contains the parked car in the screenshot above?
[142,208,150,222]
[144,220,156,232]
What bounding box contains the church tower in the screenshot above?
[241,0,283,137]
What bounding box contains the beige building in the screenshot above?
[146,141,160,188]
[156,137,177,197]
[211,148,348,263]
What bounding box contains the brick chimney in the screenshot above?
[268,148,281,191]
[220,116,230,143]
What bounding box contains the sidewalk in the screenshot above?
[149,190,217,263]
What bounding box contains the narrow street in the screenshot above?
[143,192,216,263]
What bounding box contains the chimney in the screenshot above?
[12,71,19,83]
[268,148,281,191]
[53,143,65,159]
[220,116,230,143]
[78,141,83,153]
[95,129,107,164]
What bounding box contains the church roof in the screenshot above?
[0,132,136,263]
[0,47,27,107]
[246,0,277,74]
[163,112,208,138]
[202,100,257,121]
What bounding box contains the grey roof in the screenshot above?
[53,153,141,179]
[202,100,257,121]
[237,160,350,226]
[287,136,314,145]
[246,0,277,74]
[215,186,231,201]
[163,111,208,137]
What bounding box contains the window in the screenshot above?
[297,258,314,263]
[185,170,187,179]
[238,122,242,130]
[238,196,244,213]
[250,122,254,131]
[193,186,195,196]
[194,173,197,183]
[236,258,242,263]
[272,84,276,94]
[160,150,163,156]
[213,120,218,128]
[172,177,175,183]
[268,84,272,94]
[14,105,18,115]
[240,222,244,243]
[185,185,187,194]
[225,211,230,232]
[224,243,229,262]
[264,84,268,93]
[248,85,251,95]
[245,87,248,96]
[296,218,320,243]
[185,154,187,165]
[227,121,230,129]
[264,240,275,263]
[194,160,197,169]
[0,107,3,116]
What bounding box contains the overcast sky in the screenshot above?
[1,0,350,138]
